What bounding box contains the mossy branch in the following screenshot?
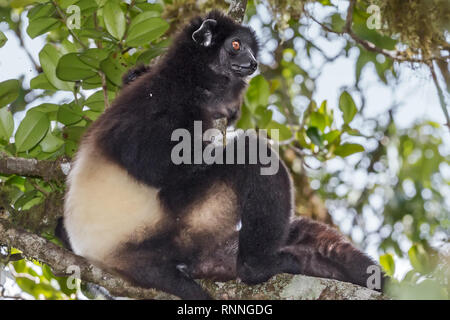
[0,218,386,300]
[0,153,68,182]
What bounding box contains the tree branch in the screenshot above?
[0,218,386,300]
[227,0,248,23]
[15,14,42,73]
[0,218,176,299]
[428,62,450,131]
[0,154,68,181]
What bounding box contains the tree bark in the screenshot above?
[0,218,386,300]
[0,153,68,182]
[228,0,248,23]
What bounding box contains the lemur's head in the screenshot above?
[191,11,259,78]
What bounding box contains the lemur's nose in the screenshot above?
[240,58,257,70]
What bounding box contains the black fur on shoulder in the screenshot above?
[122,64,152,86]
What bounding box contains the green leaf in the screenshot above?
[26,17,60,39]
[129,11,160,29]
[296,130,309,149]
[15,110,49,152]
[61,39,78,54]
[236,104,254,130]
[339,91,357,124]
[0,30,7,48]
[84,110,102,121]
[0,79,20,107]
[78,28,111,41]
[85,90,114,111]
[330,13,345,33]
[266,121,292,141]
[306,127,322,147]
[245,75,270,112]
[342,124,362,136]
[356,50,372,84]
[56,53,97,81]
[100,53,128,87]
[309,112,326,133]
[323,130,340,144]
[255,106,272,128]
[39,44,74,91]
[72,0,98,14]
[136,46,166,64]
[79,49,110,69]
[30,73,57,91]
[81,74,103,90]
[11,0,48,8]
[57,103,83,125]
[40,130,64,153]
[334,143,364,157]
[126,14,169,47]
[135,2,163,13]
[64,139,78,157]
[63,126,86,143]
[103,0,126,40]
[408,244,431,274]
[30,103,59,120]
[352,7,397,51]
[27,2,55,20]
[0,107,14,141]
[379,253,395,277]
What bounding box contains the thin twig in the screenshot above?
[52,0,87,50]
[429,62,450,130]
[99,71,110,108]
[14,14,42,73]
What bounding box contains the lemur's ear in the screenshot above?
[192,19,217,47]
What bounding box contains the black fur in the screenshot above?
[66,10,385,299]
[121,65,151,86]
[55,217,72,250]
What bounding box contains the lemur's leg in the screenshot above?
[282,218,386,291]
[224,134,299,284]
[111,242,211,300]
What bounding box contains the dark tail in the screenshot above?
[282,218,388,292]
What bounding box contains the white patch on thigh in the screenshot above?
[64,143,165,262]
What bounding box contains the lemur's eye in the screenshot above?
[232,40,240,51]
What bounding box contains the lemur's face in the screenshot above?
[192,19,259,78]
[221,31,258,77]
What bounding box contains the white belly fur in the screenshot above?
[64,142,164,262]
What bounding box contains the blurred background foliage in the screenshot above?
[0,0,448,299]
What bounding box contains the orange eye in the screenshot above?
[232,40,240,51]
